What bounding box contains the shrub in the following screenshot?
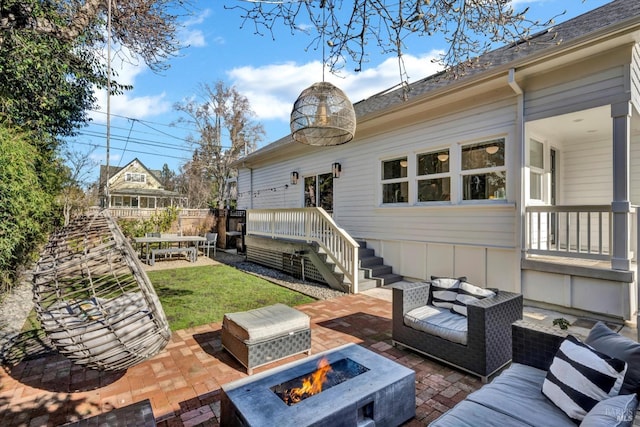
[0,126,56,292]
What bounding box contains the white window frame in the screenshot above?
[125,172,146,183]
[528,138,545,202]
[459,137,507,202]
[380,156,409,205]
[415,148,451,204]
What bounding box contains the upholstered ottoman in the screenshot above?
[221,303,311,374]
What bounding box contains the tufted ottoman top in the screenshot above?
[223,303,310,344]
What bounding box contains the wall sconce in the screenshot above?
[332,162,342,178]
[290,171,299,185]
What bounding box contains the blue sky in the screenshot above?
[66,0,611,182]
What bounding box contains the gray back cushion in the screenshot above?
[585,321,640,395]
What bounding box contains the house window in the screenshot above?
[125,172,146,183]
[529,139,544,201]
[461,139,506,200]
[417,150,450,202]
[382,157,408,204]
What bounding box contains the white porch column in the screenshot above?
[611,101,632,271]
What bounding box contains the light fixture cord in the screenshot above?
[321,0,326,82]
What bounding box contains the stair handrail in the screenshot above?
[246,208,360,292]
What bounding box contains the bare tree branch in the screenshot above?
[174,81,265,209]
[1,0,190,72]
[226,0,563,77]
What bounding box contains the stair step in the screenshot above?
[377,273,403,286]
[357,278,379,291]
[359,256,383,267]
[358,248,375,258]
[366,264,392,277]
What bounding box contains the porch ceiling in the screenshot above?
[527,105,640,142]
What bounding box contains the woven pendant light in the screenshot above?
[290,81,356,146]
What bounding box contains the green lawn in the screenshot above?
[147,264,315,331]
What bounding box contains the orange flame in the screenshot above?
[284,357,332,404]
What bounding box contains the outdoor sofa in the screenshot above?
[392,278,523,382]
[430,321,640,426]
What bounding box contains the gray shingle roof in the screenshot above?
[354,0,640,117]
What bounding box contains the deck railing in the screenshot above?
[525,205,613,260]
[246,208,359,292]
[86,207,210,218]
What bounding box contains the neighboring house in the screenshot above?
[97,158,187,210]
[235,0,640,321]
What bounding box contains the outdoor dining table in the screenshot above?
[133,235,207,264]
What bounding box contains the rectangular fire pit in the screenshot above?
[221,344,415,426]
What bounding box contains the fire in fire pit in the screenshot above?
[271,357,369,405]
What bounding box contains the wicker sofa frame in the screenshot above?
[392,282,523,382]
[510,320,568,370]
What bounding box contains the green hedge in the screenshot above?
[0,126,56,293]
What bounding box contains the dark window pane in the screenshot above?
[318,173,333,212]
[463,172,506,200]
[417,151,449,175]
[382,158,408,180]
[418,178,451,202]
[461,139,505,170]
[382,182,408,203]
[304,176,316,207]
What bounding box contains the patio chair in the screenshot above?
[204,232,218,257]
[32,209,171,371]
[392,280,522,382]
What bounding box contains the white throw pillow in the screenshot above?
[429,278,461,309]
[450,282,495,316]
[543,335,627,423]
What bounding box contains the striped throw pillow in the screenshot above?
[429,277,462,309]
[450,282,496,316]
[542,335,627,423]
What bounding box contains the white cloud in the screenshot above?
[227,50,444,124]
[90,48,171,123]
[184,9,211,26]
[181,29,207,48]
[178,9,211,48]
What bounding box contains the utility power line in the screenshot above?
[70,140,192,162]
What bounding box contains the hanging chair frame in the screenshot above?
[32,209,171,371]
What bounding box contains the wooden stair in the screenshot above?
[355,240,403,291]
[306,240,402,293]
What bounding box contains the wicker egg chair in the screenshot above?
[32,209,171,371]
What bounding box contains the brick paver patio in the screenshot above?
[0,292,482,426]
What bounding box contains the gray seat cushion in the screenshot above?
[404,304,468,345]
[462,363,574,427]
[223,303,310,343]
[42,292,155,358]
[429,399,533,426]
